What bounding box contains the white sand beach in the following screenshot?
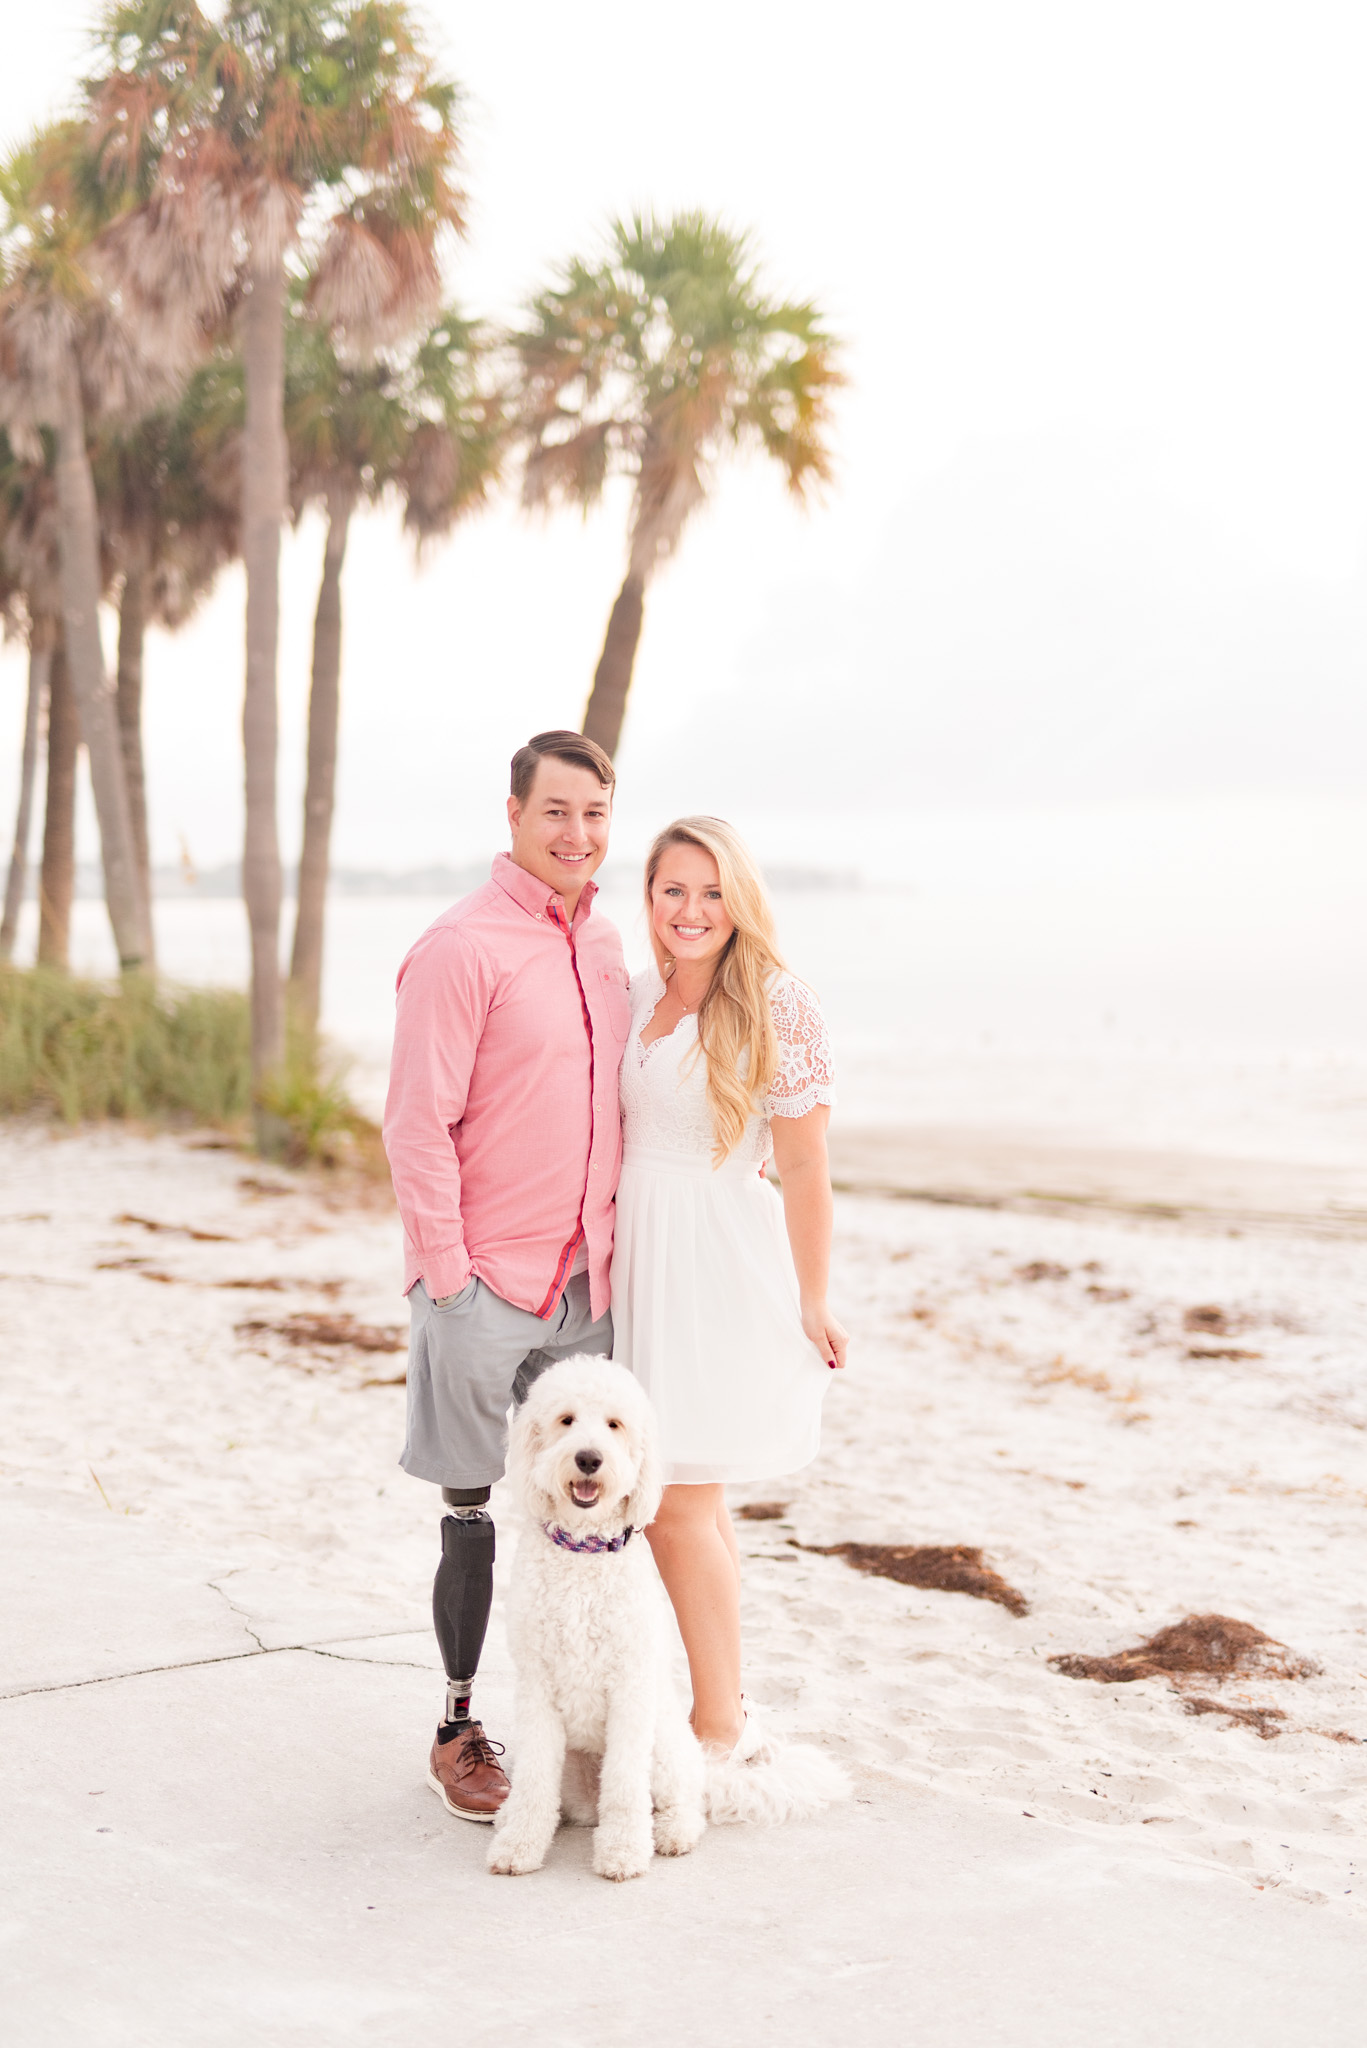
[2,1121,1363,1944]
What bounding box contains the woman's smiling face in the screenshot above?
[649,840,736,970]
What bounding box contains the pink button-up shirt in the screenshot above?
[383,854,630,1320]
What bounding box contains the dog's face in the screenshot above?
[509,1357,661,1533]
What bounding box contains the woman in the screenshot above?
[610,816,849,1778]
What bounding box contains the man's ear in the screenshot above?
[506,794,521,835]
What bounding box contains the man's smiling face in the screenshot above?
[506,757,612,908]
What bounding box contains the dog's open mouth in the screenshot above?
[569,1479,602,1508]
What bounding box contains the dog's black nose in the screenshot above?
[574,1450,602,1476]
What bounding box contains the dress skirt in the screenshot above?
[609,1144,832,1485]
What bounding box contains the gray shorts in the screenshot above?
[400,1272,613,1489]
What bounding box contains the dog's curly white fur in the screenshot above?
[489,1356,706,1881]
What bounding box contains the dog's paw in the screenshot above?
[591,1828,652,1882]
[487,1831,548,1876]
[653,1806,705,1857]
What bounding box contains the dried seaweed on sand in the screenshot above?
[1180,1695,1288,1741]
[737,1502,790,1521]
[1182,1304,1230,1333]
[795,1541,1028,1616]
[235,1313,404,1354]
[116,1212,233,1242]
[1049,1613,1319,1686]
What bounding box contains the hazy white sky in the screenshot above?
[1,0,1363,869]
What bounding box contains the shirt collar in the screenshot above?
[491,851,598,927]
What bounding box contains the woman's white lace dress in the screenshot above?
[610,969,836,1484]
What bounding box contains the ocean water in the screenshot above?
[13,796,1365,1167]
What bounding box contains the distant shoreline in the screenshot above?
[42,863,869,902]
[827,1124,1367,1240]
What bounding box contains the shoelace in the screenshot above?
[454,1730,506,1777]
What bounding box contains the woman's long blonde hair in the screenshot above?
[645,817,785,1163]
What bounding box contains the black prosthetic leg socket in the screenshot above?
[433,1508,495,1697]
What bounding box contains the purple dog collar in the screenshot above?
[542,1523,634,1554]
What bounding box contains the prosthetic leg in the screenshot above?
[434,1484,495,1741]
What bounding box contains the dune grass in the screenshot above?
[0,965,384,1171]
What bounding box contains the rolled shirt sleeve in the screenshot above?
[382,925,495,1302]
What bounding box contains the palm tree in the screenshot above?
[284,304,504,1028]
[0,430,88,974]
[92,379,241,949]
[513,212,843,758]
[282,311,406,1033]
[0,126,167,969]
[0,622,49,964]
[36,634,77,968]
[89,0,466,1104]
[0,431,58,961]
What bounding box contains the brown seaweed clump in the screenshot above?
[796,1541,1028,1616]
[236,1313,404,1355]
[737,1502,791,1521]
[117,1212,233,1242]
[1180,1696,1288,1741]
[1182,1304,1230,1333]
[1049,1614,1318,1686]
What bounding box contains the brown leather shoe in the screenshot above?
[427,1721,509,1824]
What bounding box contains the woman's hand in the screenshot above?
[801,1299,849,1370]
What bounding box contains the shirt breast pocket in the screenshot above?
[599,967,631,1040]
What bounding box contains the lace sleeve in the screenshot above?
[766,976,835,1119]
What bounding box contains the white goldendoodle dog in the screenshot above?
[488,1355,706,1881]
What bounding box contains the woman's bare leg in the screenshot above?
[716,1497,741,1588]
[646,1482,743,1751]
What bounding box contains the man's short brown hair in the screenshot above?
[510,730,616,805]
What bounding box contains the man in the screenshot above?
[383,730,629,1822]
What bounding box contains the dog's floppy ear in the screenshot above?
[624,1398,664,1530]
[505,1391,546,1509]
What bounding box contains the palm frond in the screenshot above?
[84,0,467,364]
[278,285,506,545]
[510,207,843,550]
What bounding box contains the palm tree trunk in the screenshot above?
[37,635,76,970]
[116,548,155,970]
[51,341,151,971]
[581,569,646,759]
[239,253,288,1096]
[0,619,51,962]
[289,483,352,1033]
